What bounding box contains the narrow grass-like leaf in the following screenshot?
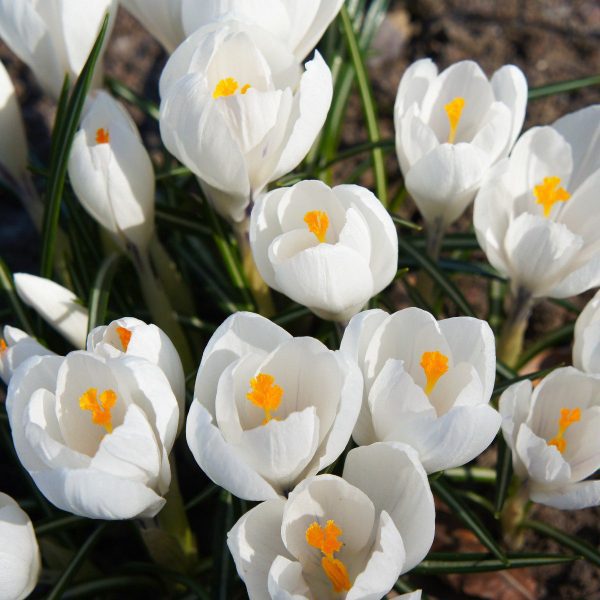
[0,258,34,334]
[46,522,109,600]
[185,484,219,511]
[49,75,71,160]
[432,478,507,563]
[105,75,160,120]
[414,552,577,574]
[87,252,122,333]
[156,206,212,237]
[123,563,211,599]
[522,519,600,567]
[494,435,513,517]
[516,324,574,369]
[398,236,475,316]
[492,366,557,397]
[35,515,84,537]
[528,74,600,99]
[391,215,422,231]
[411,232,479,250]
[62,576,158,598]
[340,5,388,206]
[40,14,110,278]
[444,467,496,485]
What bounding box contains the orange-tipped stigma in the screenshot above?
[246,373,283,424]
[79,387,117,434]
[534,176,571,217]
[306,520,351,592]
[116,326,132,351]
[420,350,449,395]
[444,97,465,144]
[304,210,329,243]
[213,77,251,99]
[0,338,6,354]
[548,407,581,453]
[95,128,110,144]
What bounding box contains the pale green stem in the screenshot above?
[416,217,445,306]
[497,287,535,368]
[500,480,531,550]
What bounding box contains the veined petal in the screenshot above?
[530,480,600,510]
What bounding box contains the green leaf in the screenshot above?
[528,74,600,99]
[40,14,111,278]
[414,552,577,574]
[155,206,212,237]
[391,214,422,231]
[494,435,513,517]
[46,522,109,600]
[339,4,388,206]
[492,366,557,397]
[0,258,35,335]
[443,466,496,485]
[432,478,507,563]
[35,515,84,537]
[62,576,158,598]
[516,323,574,369]
[522,519,600,567]
[87,253,122,333]
[105,75,160,120]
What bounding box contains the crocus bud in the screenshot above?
[474,105,600,299]
[0,492,40,600]
[341,308,501,473]
[121,0,185,53]
[499,367,600,510]
[68,91,156,253]
[0,59,28,184]
[181,0,344,62]
[87,317,186,431]
[394,59,527,229]
[13,274,88,349]
[0,0,116,99]
[250,180,398,322]
[227,443,434,599]
[159,21,333,222]
[0,325,54,386]
[7,350,179,519]
[573,290,600,374]
[186,311,362,501]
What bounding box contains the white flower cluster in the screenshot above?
[0,0,599,598]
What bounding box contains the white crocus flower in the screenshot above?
[87,317,186,431]
[474,105,600,300]
[181,0,344,62]
[341,308,501,473]
[499,367,600,510]
[227,442,435,600]
[0,60,28,184]
[0,0,116,99]
[68,91,155,254]
[573,290,600,374]
[159,21,333,222]
[0,493,41,600]
[250,180,398,322]
[0,325,54,386]
[6,350,179,519]
[186,311,362,501]
[121,0,185,53]
[394,59,527,232]
[13,274,88,349]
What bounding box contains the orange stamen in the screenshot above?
[116,326,132,351]
[420,350,449,395]
[79,388,117,434]
[444,97,465,144]
[95,128,110,144]
[548,407,581,453]
[0,338,7,354]
[306,520,351,592]
[304,210,329,243]
[533,176,571,217]
[246,373,283,425]
[213,77,252,99]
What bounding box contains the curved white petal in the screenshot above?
[530,480,600,510]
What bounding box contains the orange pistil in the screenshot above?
[306,520,351,593]
[246,373,283,425]
[0,338,6,354]
[548,407,581,453]
[420,350,449,395]
[304,210,329,243]
[533,176,571,217]
[95,128,110,144]
[213,77,251,99]
[116,326,132,351]
[444,97,465,144]
[79,388,117,434]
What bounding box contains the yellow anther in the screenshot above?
[420,350,449,395]
[444,97,465,144]
[116,326,132,352]
[79,387,117,434]
[304,210,329,243]
[548,407,581,453]
[213,77,251,99]
[533,176,571,217]
[0,338,6,354]
[95,128,110,144]
[306,520,351,593]
[246,373,283,425]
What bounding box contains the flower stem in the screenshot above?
[416,217,445,306]
[497,287,534,368]
[500,480,531,549]
[233,218,275,317]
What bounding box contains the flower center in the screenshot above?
[306,520,351,593]
[95,128,110,144]
[420,350,449,395]
[116,326,132,351]
[533,176,570,217]
[246,372,283,425]
[79,387,117,434]
[444,97,465,144]
[548,407,580,453]
[213,77,251,99]
[0,338,6,354]
[304,210,329,243]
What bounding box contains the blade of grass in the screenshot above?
[521,519,600,567]
[339,4,388,206]
[62,576,158,598]
[0,258,34,335]
[105,75,160,120]
[492,366,557,397]
[516,323,574,370]
[40,14,110,278]
[87,253,122,333]
[432,478,507,563]
[528,74,600,100]
[391,215,422,231]
[494,435,513,517]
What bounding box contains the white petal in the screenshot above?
[396,105,439,173]
[0,59,27,181]
[530,480,600,510]
[267,555,313,599]
[394,58,437,120]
